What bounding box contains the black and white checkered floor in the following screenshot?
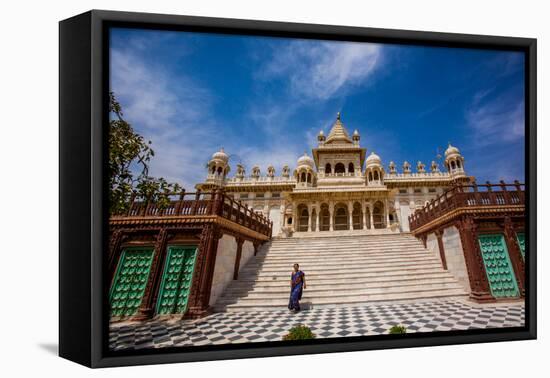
[109,300,524,351]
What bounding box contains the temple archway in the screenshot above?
[334,163,345,174]
[352,202,363,230]
[373,201,385,229]
[334,203,349,230]
[297,205,309,232]
[320,204,330,231]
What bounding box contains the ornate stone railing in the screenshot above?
[386,172,451,180]
[408,181,525,232]
[112,189,273,237]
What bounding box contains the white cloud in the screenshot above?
[260,40,382,100]
[466,88,525,146]
[110,47,222,190]
[109,38,385,186]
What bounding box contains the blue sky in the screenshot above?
[110,28,525,189]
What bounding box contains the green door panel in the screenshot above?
[516,232,525,259]
[110,247,154,317]
[478,234,520,298]
[156,246,198,315]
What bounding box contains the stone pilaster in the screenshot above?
[503,216,525,297]
[233,237,244,280]
[134,228,168,320]
[186,224,223,318]
[435,229,448,270]
[456,217,494,302]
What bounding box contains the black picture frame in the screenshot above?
[59,9,537,368]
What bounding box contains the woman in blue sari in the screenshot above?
[288,263,306,312]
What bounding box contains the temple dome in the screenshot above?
[297,152,315,168]
[366,151,382,167]
[445,143,460,157]
[211,147,229,162]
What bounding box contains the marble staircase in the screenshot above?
[213,233,468,312]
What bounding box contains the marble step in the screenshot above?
[217,283,466,303]
[240,260,443,275]
[214,233,465,311]
[222,284,465,300]
[232,270,454,285]
[215,289,469,311]
[239,265,446,281]
[263,240,423,248]
[268,235,418,245]
[264,237,421,244]
[270,233,414,241]
[262,248,432,255]
[224,276,460,294]
[251,254,438,266]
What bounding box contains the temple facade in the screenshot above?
[197,113,471,237]
[107,112,525,323]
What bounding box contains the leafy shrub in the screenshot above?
[389,325,407,334]
[283,325,316,340]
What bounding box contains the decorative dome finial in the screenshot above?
[337,111,341,121]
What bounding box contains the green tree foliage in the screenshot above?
[109,92,181,215]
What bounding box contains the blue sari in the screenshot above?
[288,270,305,311]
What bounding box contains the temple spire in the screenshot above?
[325,112,352,145]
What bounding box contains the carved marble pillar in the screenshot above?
[503,216,525,296]
[385,199,391,228]
[280,203,286,231]
[363,202,368,230]
[315,205,320,232]
[348,202,354,230]
[394,201,401,230]
[307,204,312,232]
[329,202,334,232]
[291,203,297,232]
[369,203,374,230]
